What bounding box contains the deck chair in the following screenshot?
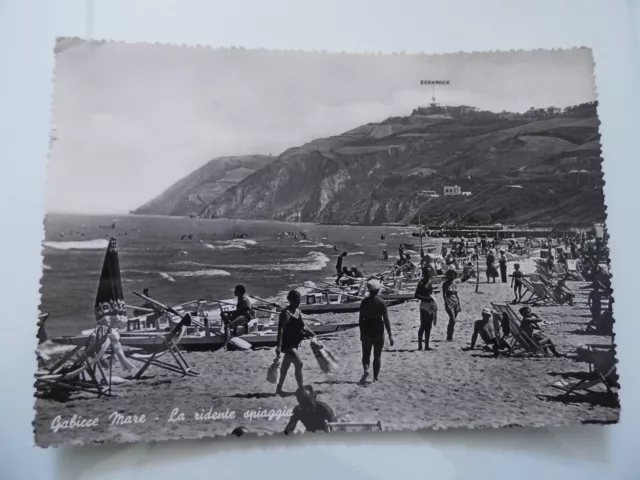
[325,420,383,432]
[491,303,545,356]
[518,278,543,304]
[35,325,112,397]
[552,349,618,399]
[125,325,199,379]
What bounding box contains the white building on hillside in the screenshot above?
[444,185,462,196]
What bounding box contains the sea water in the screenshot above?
[40,213,428,336]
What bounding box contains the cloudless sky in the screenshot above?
[47,40,597,214]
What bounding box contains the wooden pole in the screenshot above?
[475,227,480,293]
[419,211,423,263]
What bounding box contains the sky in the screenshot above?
[47,40,597,214]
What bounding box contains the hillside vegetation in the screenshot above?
[136,103,606,226]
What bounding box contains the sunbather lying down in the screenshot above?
[519,307,563,357]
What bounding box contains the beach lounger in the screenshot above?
[126,325,199,379]
[491,303,545,356]
[552,349,618,400]
[520,278,562,305]
[35,325,112,397]
[325,421,383,432]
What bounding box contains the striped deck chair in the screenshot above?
[491,303,545,356]
[35,325,112,397]
[552,349,618,400]
[126,325,199,379]
[325,420,383,433]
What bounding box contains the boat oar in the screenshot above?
[250,295,326,325]
[210,298,278,317]
[132,291,199,331]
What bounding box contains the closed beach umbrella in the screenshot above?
[94,237,128,329]
[93,237,135,374]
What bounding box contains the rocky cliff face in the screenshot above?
[135,103,607,226]
[132,155,276,217]
[201,103,606,226]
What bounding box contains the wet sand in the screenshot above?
[34,277,619,447]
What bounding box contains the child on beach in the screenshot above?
[284,385,336,434]
[511,263,524,303]
[275,290,318,395]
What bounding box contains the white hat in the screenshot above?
[482,308,492,315]
[366,279,381,293]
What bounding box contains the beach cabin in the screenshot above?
[444,185,462,196]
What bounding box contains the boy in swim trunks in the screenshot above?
[284,385,336,434]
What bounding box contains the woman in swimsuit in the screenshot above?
[442,269,461,341]
[275,290,317,395]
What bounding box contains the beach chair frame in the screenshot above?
[325,420,383,433]
[552,348,618,399]
[126,326,199,378]
[491,303,546,356]
[35,325,112,397]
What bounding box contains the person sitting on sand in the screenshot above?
[414,269,437,351]
[511,263,524,303]
[284,386,336,434]
[275,290,317,395]
[464,308,511,356]
[442,269,461,341]
[461,262,476,283]
[553,279,574,306]
[358,280,394,385]
[518,307,562,357]
[222,285,255,348]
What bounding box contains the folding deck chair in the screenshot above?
[35,325,112,397]
[125,324,199,379]
[551,349,618,400]
[491,303,545,356]
[325,420,383,433]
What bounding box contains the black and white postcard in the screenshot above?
[34,40,618,447]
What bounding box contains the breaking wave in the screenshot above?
[173,269,231,278]
[349,251,365,256]
[297,240,332,248]
[160,272,176,282]
[227,251,330,272]
[204,238,257,250]
[43,239,109,251]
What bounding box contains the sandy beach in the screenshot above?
[34,275,619,447]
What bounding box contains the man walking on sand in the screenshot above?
[358,280,394,385]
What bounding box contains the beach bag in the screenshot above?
[266,356,280,384]
[310,338,339,374]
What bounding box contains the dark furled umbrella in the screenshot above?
[94,237,127,329]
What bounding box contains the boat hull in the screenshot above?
[51,322,359,352]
